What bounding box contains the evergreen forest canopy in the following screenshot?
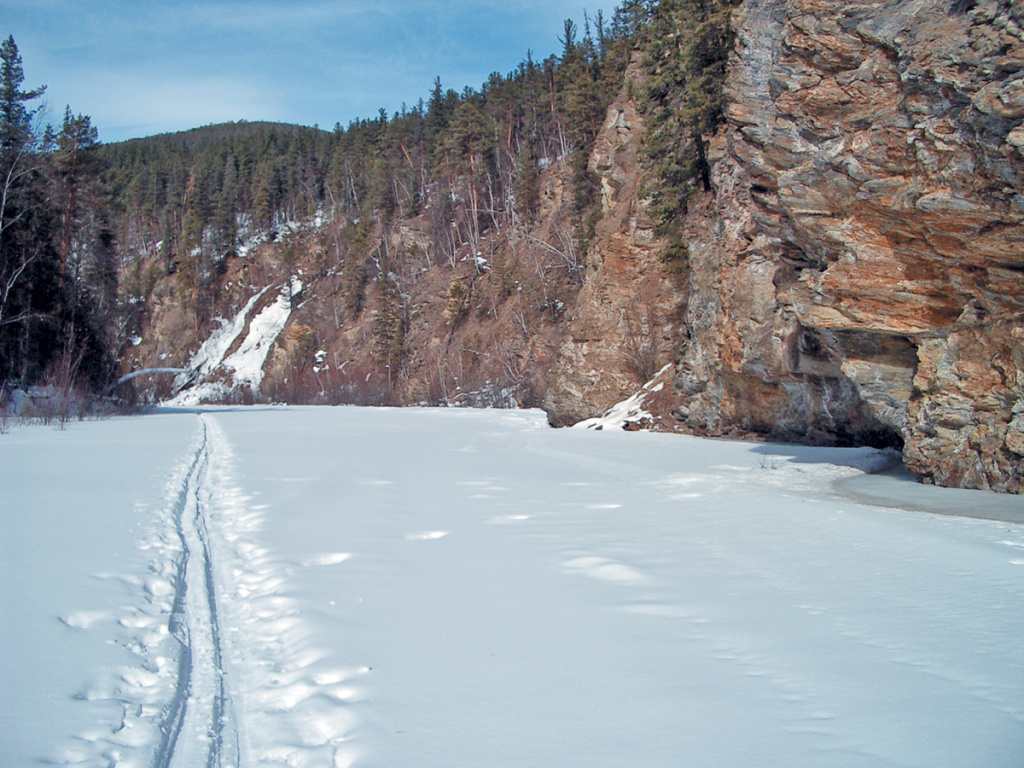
[0,0,741,401]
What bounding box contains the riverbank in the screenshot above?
[836,459,1024,525]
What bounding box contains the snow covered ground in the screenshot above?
[2,406,1023,767]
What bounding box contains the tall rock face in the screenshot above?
[674,0,1024,491]
[543,66,686,425]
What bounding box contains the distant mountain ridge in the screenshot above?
[110,120,329,150]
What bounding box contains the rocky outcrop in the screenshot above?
[543,66,687,425]
[674,0,1024,491]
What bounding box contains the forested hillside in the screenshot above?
[1,0,740,406]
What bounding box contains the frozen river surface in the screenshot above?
[2,406,1023,767]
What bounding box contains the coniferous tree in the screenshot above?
[50,106,100,282]
[0,36,44,158]
[49,108,118,388]
[0,36,112,390]
[640,0,742,233]
[0,35,53,382]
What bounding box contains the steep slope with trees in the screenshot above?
[107,9,643,407]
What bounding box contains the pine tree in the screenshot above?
[50,106,100,281]
[640,0,742,233]
[0,36,44,160]
[0,35,52,381]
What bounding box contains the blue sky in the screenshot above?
[3,0,619,143]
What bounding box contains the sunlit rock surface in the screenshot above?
[671,0,1024,491]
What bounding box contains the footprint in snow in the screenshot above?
[488,514,531,524]
[59,610,112,629]
[301,552,352,566]
[561,556,646,585]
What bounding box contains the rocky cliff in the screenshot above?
[543,64,687,426]
[663,0,1024,492]
[127,0,1024,493]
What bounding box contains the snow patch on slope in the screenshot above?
[166,278,301,406]
[575,363,672,430]
[172,290,268,394]
[223,278,300,389]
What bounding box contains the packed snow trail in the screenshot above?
[157,415,239,768]
[153,413,359,768]
[7,412,359,767]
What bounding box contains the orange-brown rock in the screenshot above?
[543,66,687,425]
[673,0,1024,491]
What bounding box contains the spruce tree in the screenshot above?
[640,0,742,233]
[0,35,52,381]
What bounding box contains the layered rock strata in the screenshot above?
[673,0,1024,491]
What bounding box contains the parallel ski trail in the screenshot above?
[51,411,360,767]
[157,415,239,768]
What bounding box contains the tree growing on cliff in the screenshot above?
[639,0,742,233]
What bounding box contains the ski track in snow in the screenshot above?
[54,414,359,768]
[156,416,239,768]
